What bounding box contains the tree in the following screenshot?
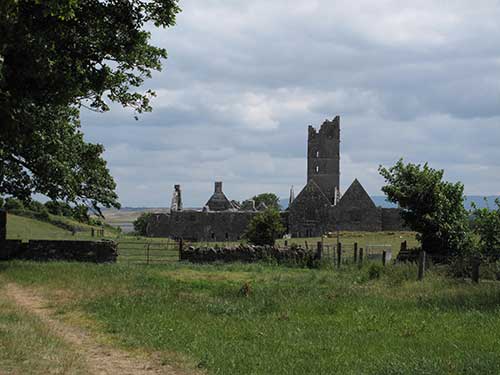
[379,159,469,256]
[4,197,24,211]
[45,200,73,217]
[0,197,4,209]
[134,212,153,236]
[250,193,281,210]
[244,208,285,246]
[0,0,181,214]
[471,198,500,259]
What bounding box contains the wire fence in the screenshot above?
[117,238,179,264]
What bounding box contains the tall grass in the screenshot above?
[2,260,500,374]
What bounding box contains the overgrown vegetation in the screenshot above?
[244,208,285,246]
[133,212,153,236]
[3,261,500,374]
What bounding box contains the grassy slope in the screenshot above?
[6,213,118,241]
[2,261,500,375]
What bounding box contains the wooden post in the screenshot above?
[418,250,426,281]
[0,210,6,241]
[146,243,150,265]
[358,248,364,266]
[316,241,323,261]
[472,257,480,283]
[401,240,407,252]
[179,238,184,261]
[382,250,387,266]
[305,241,308,250]
[337,242,342,267]
[284,240,288,247]
[353,242,358,264]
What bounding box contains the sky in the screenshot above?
[81,0,500,207]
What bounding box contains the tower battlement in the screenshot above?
[307,116,340,203]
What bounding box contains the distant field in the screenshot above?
[2,261,500,374]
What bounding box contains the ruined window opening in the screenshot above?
[316,151,319,158]
[315,165,319,173]
[211,233,215,240]
[225,232,229,240]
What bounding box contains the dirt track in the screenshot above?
[5,283,189,375]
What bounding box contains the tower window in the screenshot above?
[316,151,319,158]
[315,165,319,173]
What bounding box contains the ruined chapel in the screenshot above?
[146,116,404,241]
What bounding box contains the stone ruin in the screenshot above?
[146,116,405,241]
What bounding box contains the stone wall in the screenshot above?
[147,210,258,242]
[180,244,318,266]
[381,208,406,231]
[0,239,117,262]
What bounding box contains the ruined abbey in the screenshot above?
[147,116,404,241]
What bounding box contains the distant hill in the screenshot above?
[280,196,499,210]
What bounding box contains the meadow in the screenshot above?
[2,260,500,374]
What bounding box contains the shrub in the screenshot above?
[244,208,285,246]
[45,200,73,217]
[134,212,153,236]
[367,263,384,280]
[4,197,24,211]
[470,198,500,260]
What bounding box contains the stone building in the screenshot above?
[146,116,404,241]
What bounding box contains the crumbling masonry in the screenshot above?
[146,116,405,241]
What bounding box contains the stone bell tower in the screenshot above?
[307,116,340,204]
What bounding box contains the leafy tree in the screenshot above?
[250,193,281,210]
[45,200,73,217]
[0,0,181,214]
[471,198,500,259]
[379,159,469,256]
[244,209,285,246]
[4,197,24,211]
[134,212,153,236]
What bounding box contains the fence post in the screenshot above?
[401,240,407,252]
[316,241,323,261]
[418,250,426,281]
[0,210,6,241]
[382,250,387,266]
[337,242,342,267]
[358,248,364,266]
[179,238,184,261]
[284,240,288,247]
[353,242,358,264]
[472,257,480,283]
[146,243,150,265]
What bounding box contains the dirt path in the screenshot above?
[5,283,190,375]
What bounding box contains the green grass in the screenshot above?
[0,283,86,374]
[2,260,500,374]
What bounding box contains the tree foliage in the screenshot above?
[379,159,469,255]
[250,193,281,210]
[244,209,285,246]
[0,0,180,214]
[134,212,153,236]
[471,198,500,259]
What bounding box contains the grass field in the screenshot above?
[2,260,500,374]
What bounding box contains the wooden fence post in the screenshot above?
[337,242,342,267]
[472,257,480,283]
[358,248,364,266]
[382,250,387,266]
[179,238,184,261]
[418,250,426,281]
[0,210,6,241]
[353,242,358,264]
[146,243,150,265]
[316,241,323,261]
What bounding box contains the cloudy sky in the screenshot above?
[82,0,500,207]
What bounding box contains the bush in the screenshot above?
[244,208,285,246]
[45,200,73,217]
[4,197,24,211]
[367,263,384,280]
[134,213,153,236]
